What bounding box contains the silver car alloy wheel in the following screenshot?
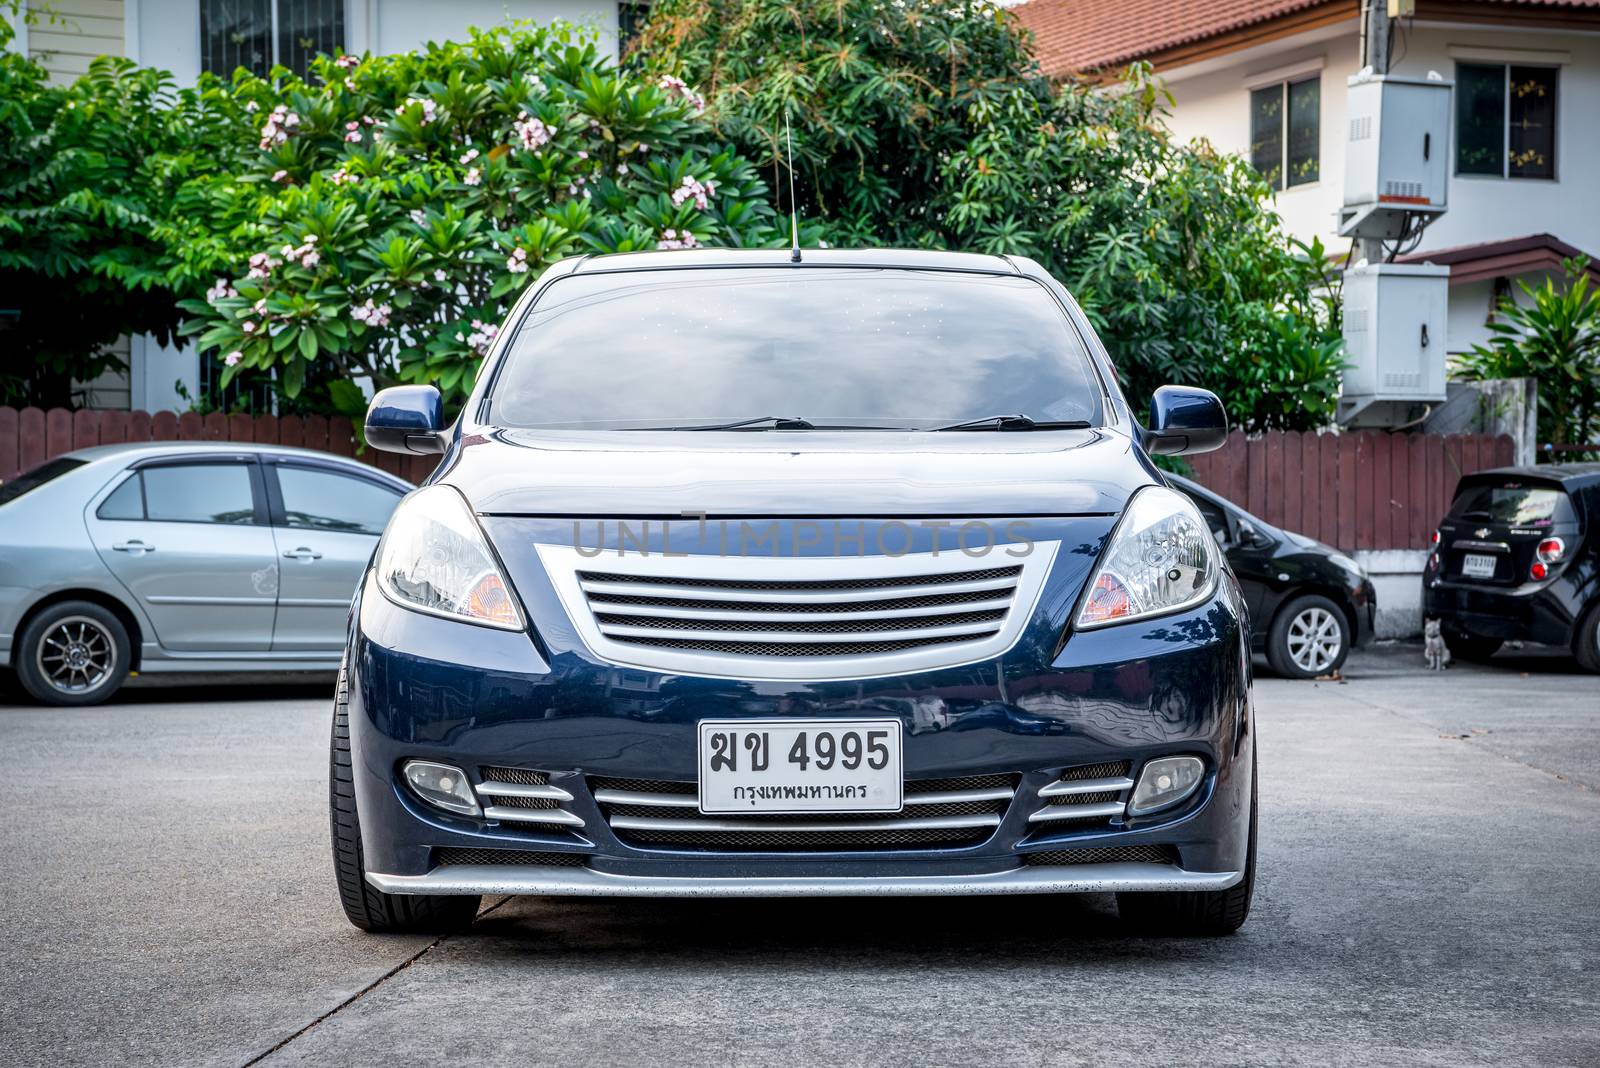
[35,615,119,696]
[1285,606,1343,674]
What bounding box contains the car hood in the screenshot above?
[445,427,1148,516]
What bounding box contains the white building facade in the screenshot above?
[1017,0,1600,358]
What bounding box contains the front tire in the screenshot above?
[1117,748,1257,937]
[330,663,481,933]
[15,601,131,706]
[1266,594,1350,679]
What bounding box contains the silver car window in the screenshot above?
[142,464,255,525]
[277,466,401,535]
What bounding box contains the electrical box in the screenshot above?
[1339,74,1452,240]
[1338,262,1450,427]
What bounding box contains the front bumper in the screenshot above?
[348,554,1256,895]
[368,862,1242,897]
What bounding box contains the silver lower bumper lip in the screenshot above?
[366,862,1242,897]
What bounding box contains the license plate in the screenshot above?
[1462,553,1497,579]
[697,718,903,814]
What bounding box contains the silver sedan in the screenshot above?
[0,442,411,705]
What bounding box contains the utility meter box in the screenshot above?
[1339,74,1452,240]
[1339,262,1450,427]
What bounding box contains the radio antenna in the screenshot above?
[784,112,801,263]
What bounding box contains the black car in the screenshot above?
[1170,474,1376,678]
[1424,463,1600,672]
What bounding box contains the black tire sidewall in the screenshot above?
[16,601,131,706]
[1574,602,1600,673]
[1267,594,1350,679]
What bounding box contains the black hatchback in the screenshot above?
[1424,464,1600,671]
[1169,475,1376,678]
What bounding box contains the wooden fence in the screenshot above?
[0,408,1513,552]
[0,406,439,486]
[1187,430,1515,551]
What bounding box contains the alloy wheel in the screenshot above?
[34,615,119,696]
[1286,606,1343,674]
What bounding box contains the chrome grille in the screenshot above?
[537,542,1059,681]
[592,774,1019,852]
[1028,760,1133,829]
[476,767,585,831]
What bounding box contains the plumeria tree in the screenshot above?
[176,23,779,408]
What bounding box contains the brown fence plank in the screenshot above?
[227,412,254,443]
[1387,432,1407,550]
[1300,433,1321,544]
[302,415,329,453]
[1225,430,1247,507]
[1372,432,1392,550]
[0,407,18,481]
[1281,431,1302,535]
[46,408,72,462]
[1263,432,1284,529]
[19,408,46,473]
[1245,435,1266,518]
[72,409,101,451]
[278,415,304,449]
[128,410,152,443]
[1408,433,1428,546]
[202,412,228,440]
[152,410,179,440]
[253,414,279,445]
[177,412,203,440]
[325,417,356,458]
[99,410,129,447]
[1494,433,1514,467]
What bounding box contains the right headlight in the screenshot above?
[376,484,524,630]
[1075,485,1220,630]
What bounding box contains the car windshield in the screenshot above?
[1449,481,1569,526]
[0,457,86,506]
[488,267,1103,430]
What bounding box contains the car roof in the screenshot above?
[1461,463,1600,490]
[60,440,408,481]
[564,247,1021,275]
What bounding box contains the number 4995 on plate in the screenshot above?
[697,718,904,815]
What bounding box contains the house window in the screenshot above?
[1456,63,1556,180]
[1250,76,1320,189]
[618,2,650,58]
[200,0,345,80]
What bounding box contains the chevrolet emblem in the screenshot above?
[1474,527,1490,538]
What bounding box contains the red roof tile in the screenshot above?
[1012,0,1338,76]
[1012,0,1600,78]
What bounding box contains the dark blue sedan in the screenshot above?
[338,248,1256,936]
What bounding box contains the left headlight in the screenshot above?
[1076,485,1220,629]
[376,484,524,630]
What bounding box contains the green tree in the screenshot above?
[640,0,1344,430]
[1456,258,1600,447]
[0,14,223,406]
[176,24,780,409]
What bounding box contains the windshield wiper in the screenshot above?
[630,415,818,431]
[930,414,1093,432]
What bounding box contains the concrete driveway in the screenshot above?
[1,646,1595,1066]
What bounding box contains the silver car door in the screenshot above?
[267,461,404,651]
[85,458,278,651]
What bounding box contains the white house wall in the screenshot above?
[136,0,619,86]
[1162,23,1600,263]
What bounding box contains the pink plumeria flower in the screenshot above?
[224,351,243,367]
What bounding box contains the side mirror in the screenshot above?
[365,385,446,455]
[1236,519,1268,549]
[1145,386,1228,456]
